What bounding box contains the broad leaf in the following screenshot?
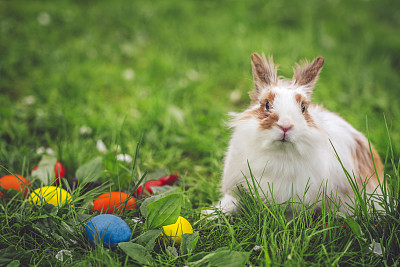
[188,248,250,267]
[133,229,163,251]
[31,155,57,185]
[6,260,20,267]
[140,194,166,218]
[118,242,153,266]
[337,212,366,241]
[145,193,182,229]
[75,157,103,183]
[180,232,199,255]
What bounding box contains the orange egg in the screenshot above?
[93,192,136,214]
[0,174,30,198]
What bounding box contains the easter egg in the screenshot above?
[29,186,72,206]
[162,216,193,244]
[85,214,132,247]
[159,172,178,186]
[144,180,163,194]
[32,161,66,185]
[0,174,30,198]
[135,180,163,197]
[93,192,136,214]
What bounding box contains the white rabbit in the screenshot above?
[210,53,384,216]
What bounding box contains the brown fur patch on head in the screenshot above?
[352,135,384,192]
[295,94,318,128]
[244,91,279,130]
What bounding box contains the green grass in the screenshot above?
[1,0,400,265]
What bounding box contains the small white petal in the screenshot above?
[55,249,72,262]
[22,95,36,105]
[116,154,133,163]
[79,126,92,135]
[38,12,51,26]
[186,69,199,81]
[369,241,384,256]
[253,245,263,251]
[168,105,185,123]
[96,140,108,153]
[45,148,56,156]
[131,217,143,223]
[114,145,121,152]
[36,147,46,155]
[123,68,135,80]
[230,89,241,103]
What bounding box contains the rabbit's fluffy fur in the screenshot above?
[212,53,384,215]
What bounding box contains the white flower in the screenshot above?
[116,154,132,163]
[168,105,185,123]
[230,89,241,103]
[22,95,36,105]
[253,245,263,251]
[123,68,135,81]
[37,147,56,156]
[55,249,72,262]
[369,241,384,256]
[186,69,199,81]
[131,217,143,223]
[96,140,108,153]
[79,126,93,135]
[45,148,56,156]
[36,147,46,155]
[37,12,51,26]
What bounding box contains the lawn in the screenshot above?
[1,0,400,266]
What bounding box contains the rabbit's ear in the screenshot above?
[250,53,278,103]
[293,56,324,96]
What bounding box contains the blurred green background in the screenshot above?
[1,0,399,207]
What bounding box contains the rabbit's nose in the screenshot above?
[279,125,293,133]
[277,119,294,132]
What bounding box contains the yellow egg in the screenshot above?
[29,186,72,207]
[162,216,193,244]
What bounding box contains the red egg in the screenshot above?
[159,172,178,186]
[0,174,30,198]
[93,192,136,214]
[144,180,163,194]
[32,161,66,185]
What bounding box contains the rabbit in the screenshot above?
[207,53,384,216]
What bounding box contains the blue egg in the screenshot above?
[85,214,132,247]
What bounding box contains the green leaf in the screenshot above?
[180,232,199,255]
[343,218,365,240]
[0,246,30,265]
[145,193,182,229]
[140,194,166,218]
[188,249,250,267]
[75,157,103,183]
[118,242,153,266]
[133,229,162,251]
[6,260,20,267]
[42,203,59,215]
[337,212,366,241]
[31,155,57,185]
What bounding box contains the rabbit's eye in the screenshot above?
[266,100,270,111]
[301,103,306,113]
